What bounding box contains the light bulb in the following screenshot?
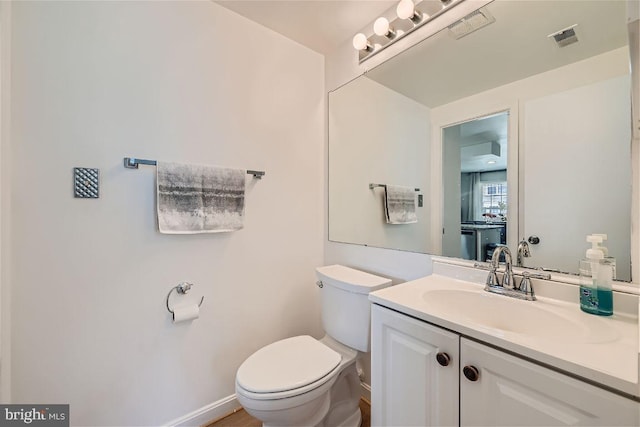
[396,0,422,22]
[352,33,370,51]
[397,0,415,19]
[374,17,393,37]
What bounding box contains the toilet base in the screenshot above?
[317,336,362,427]
[237,338,364,427]
[261,392,332,427]
[337,409,361,427]
[253,362,362,427]
[319,400,361,427]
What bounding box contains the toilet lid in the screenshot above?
[236,335,341,394]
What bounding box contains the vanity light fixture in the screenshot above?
[353,0,464,63]
[374,17,395,38]
[397,0,422,23]
[352,33,372,51]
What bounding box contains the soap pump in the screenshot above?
[579,235,613,316]
[590,233,616,279]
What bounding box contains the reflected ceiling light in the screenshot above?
[352,33,372,51]
[374,17,395,38]
[397,0,422,23]
[352,0,463,63]
[487,160,497,165]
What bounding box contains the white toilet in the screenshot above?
[235,265,392,427]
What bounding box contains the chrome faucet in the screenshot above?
[516,238,531,267]
[475,245,550,301]
[489,245,515,289]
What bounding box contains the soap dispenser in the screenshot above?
[579,235,613,316]
[591,233,616,280]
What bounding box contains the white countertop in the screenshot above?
[369,273,640,398]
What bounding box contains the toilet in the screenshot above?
[235,265,392,427]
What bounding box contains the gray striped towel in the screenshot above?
[384,185,417,224]
[157,161,246,234]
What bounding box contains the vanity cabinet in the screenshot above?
[460,338,638,426]
[371,304,639,427]
[371,304,459,426]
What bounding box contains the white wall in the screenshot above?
[7,1,324,425]
[329,77,431,253]
[523,75,631,278]
[0,0,12,403]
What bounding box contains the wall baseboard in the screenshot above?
[165,382,372,426]
[165,394,240,427]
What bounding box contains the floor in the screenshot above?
[207,398,371,427]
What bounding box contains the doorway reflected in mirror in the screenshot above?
[442,111,508,262]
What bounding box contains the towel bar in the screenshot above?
[369,183,420,192]
[124,157,265,179]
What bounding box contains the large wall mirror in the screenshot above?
[329,0,633,281]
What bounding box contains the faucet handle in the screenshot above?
[502,271,516,290]
[518,272,536,300]
[518,238,531,256]
[485,269,500,288]
[474,262,501,289]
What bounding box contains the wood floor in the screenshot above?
[206,398,371,427]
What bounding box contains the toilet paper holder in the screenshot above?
[166,282,204,317]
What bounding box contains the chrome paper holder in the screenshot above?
[166,282,204,316]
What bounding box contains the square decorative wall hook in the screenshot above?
[74,167,99,198]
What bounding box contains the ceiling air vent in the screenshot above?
[548,24,579,48]
[448,7,496,40]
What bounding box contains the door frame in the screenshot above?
[430,100,519,258]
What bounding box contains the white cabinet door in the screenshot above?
[460,338,640,426]
[371,305,459,427]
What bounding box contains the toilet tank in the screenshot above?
[316,265,392,352]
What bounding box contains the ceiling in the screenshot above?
[364,0,626,174]
[367,0,628,108]
[214,1,396,54]
[456,112,508,173]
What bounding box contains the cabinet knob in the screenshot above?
[436,352,451,367]
[463,365,480,382]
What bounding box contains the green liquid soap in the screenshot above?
[579,286,613,316]
[595,288,613,316]
[579,286,599,315]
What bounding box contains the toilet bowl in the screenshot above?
[236,335,359,427]
[235,265,392,427]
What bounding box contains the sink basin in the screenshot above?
[422,289,619,344]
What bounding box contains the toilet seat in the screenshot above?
[236,335,341,400]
